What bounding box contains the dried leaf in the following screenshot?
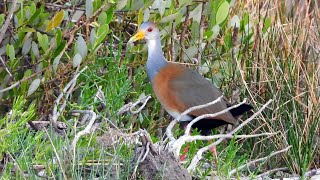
[27,78,41,96]
[46,10,65,32]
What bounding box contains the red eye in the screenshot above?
[147,27,153,32]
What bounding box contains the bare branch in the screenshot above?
[166,96,224,141]
[0,56,12,77]
[0,0,17,43]
[187,99,273,172]
[185,100,247,135]
[229,146,292,175]
[71,110,97,152]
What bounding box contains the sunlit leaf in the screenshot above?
[263,17,271,33]
[159,12,180,23]
[46,10,65,32]
[189,4,202,23]
[216,1,229,25]
[37,32,49,51]
[77,36,87,59]
[116,0,128,10]
[138,9,143,26]
[98,12,107,25]
[6,44,15,60]
[27,78,41,96]
[86,0,93,19]
[73,53,82,68]
[106,8,114,24]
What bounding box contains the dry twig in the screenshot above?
[0,0,17,43]
[229,146,292,176]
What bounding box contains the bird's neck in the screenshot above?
[146,38,167,83]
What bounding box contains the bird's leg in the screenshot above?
[209,145,218,165]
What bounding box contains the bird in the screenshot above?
[128,22,253,136]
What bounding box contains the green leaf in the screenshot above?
[31,41,40,58]
[138,9,143,26]
[37,32,49,51]
[21,69,32,93]
[0,14,5,27]
[98,12,107,25]
[27,78,41,96]
[26,7,43,24]
[6,44,15,60]
[46,10,65,32]
[95,24,109,47]
[106,8,114,24]
[263,17,271,33]
[55,29,62,46]
[216,1,230,25]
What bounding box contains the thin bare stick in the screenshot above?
[71,110,97,152]
[185,100,246,135]
[0,56,12,77]
[197,1,206,71]
[0,0,17,43]
[0,66,50,94]
[44,128,67,180]
[229,146,292,175]
[179,5,190,61]
[140,142,150,163]
[166,96,224,141]
[187,99,273,172]
[51,66,87,132]
[256,167,288,178]
[130,95,152,114]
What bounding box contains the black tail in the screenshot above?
[229,103,253,117]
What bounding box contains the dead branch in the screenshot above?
[187,99,273,172]
[50,66,87,133]
[0,0,17,43]
[185,100,247,135]
[70,110,97,152]
[117,94,152,115]
[229,146,292,176]
[166,96,224,141]
[0,56,12,77]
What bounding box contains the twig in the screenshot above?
[0,66,50,94]
[185,100,247,135]
[0,0,17,43]
[187,99,273,172]
[229,146,292,176]
[179,5,190,61]
[50,66,87,132]
[70,110,97,152]
[196,1,206,71]
[256,167,288,178]
[0,56,12,77]
[130,95,152,114]
[140,142,150,163]
[44,128,67,180]
[166,96,224,141]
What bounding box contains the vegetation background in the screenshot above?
[0,0,319,179]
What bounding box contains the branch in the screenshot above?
[187,99,273,172]
[185,100,246,135]
[71,110,97,152]
[166,96,224,141]
[50,66,87,132]
[0,0,17,43]
[0,56,12,77]
[229,146,292,176]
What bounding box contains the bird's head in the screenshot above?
[128,22,160,43]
